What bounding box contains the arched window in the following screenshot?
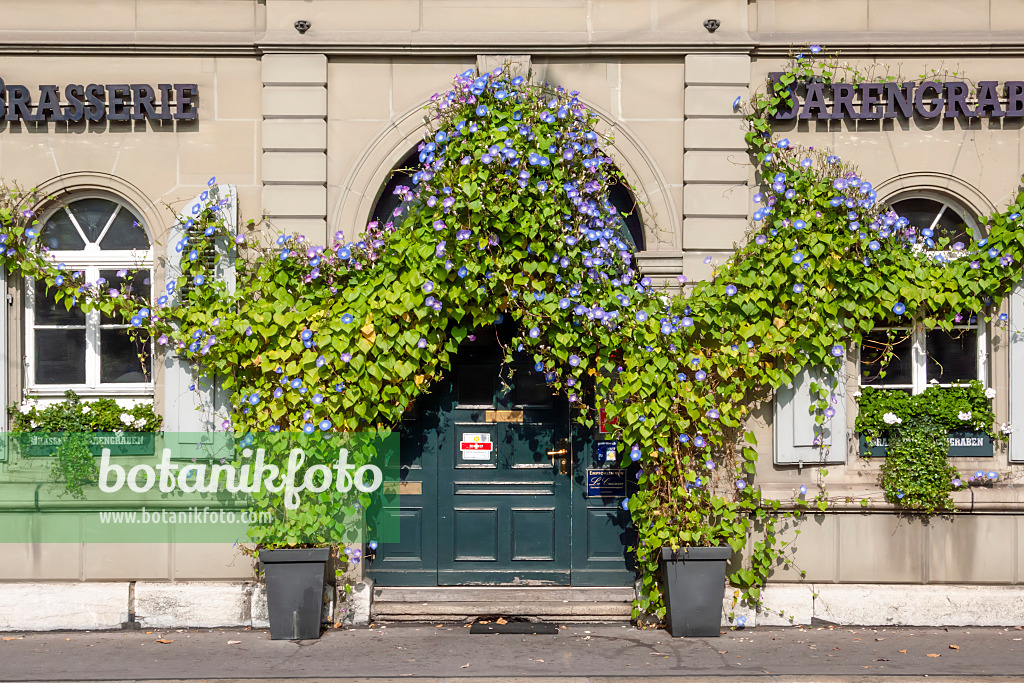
[888,194,980,248]
[859,193,985,395]
[368,152,645,251]
[26,195,153,392]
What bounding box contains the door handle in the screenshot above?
[547,442,570,475]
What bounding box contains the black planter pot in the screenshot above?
[660,546,732,638]
[259,548,330,640]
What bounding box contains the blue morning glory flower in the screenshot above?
[636,311,648,322]
[810,44,821,53]
[273,388,283,399]
[248,393,260,405]
[736,480,747,489]
[312,393,324,405]
[793,283,804,293]
[868,240,880,251]
[300,329,313,341]
[621,498,630,510]
[529,327,540,338]
[893,302,906,315]
[476,105,488,116]
[694,436,706,447]
[989,247,1000,258]
[319,420,332,431]
[792,253,804,264]
[290,379,302,389]
[778,138,790,149]
[302,423,315,435]
[569,354,580,367]
[193,275,205,285]
[695,370,707,381]
[630,446,641,461]
[799,484,807,495]
[55,275,64,286]
[794,220,806,230]
[422,281,434,293]
[732,96,741,109]
[458,266,469,278]
[534,361,544,373]
[707,409,720,419]
[725,284,738,296]
[341,314,354,324]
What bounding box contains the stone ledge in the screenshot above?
[0,583,129,631]
[134,581,254,629]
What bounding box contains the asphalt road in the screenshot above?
[1,623,1023,681]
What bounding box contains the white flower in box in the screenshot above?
[985,387,997,399]
[1001,423,1014,435]
[119,413,134,426]
[957,411,972,421]
[882,412,902,425]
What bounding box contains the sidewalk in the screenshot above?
[2,623,1024,681]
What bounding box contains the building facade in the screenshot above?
[2,0,1024,629]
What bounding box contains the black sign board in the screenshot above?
[0,78,198,123]
[769,74,1024,121]
[586,468,627,497]
[859,431,992,458]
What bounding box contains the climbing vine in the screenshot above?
[8,47,1024,624]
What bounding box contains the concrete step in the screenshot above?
[370,587,635,622]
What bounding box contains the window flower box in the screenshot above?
[859,430,992,458]
[19,431,156,457]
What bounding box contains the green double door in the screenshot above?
[369,326,634,587]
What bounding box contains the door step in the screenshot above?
[370,587,635,623]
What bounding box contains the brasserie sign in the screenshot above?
[770,75,1024,121]
[0,78,198,122]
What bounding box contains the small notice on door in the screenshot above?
[460,433,493,460]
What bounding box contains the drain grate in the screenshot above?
[469,618,559,634]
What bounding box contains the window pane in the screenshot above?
[33,280,84,325]
[511,364,555,406]
[932,208,971,246]
[35,329,85,384]
[100,206,149,250]
[457,364,495,407]
[860,329,913,386]
[100,329,152,383]
[68,198,118,243]
[40,209,86,250]
[926,329,977,384]
[99,269,151,324]
[892,197,943,233]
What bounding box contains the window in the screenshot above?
[859,316,985,394]
[889,194,979,250]
[859,193,986,393]
[26,196,153,394]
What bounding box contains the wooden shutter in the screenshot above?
[162,186,237,448]
[773,366,848,464]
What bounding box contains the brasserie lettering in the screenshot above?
[0,78,198,122]
[770,76,1024,121]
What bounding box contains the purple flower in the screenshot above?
[831,344,844,357]
[892,302,906,315]
[725,284,738,296]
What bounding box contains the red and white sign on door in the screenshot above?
[460,433,493,460]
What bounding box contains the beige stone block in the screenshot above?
[681,250,731,281]
[269,217,329,244]
[267,0,420,32]
[0,514,83,579]
[83,542,171,580]
[329,60,393,121]
[0,134,57,188]
[684,118,748,151]
[770,513,839,582]
[592,0,652,32]
[215,58,263,121]
[683,182,748,217]
[136,0,258,32]
[868,0,989,32]
[992,0,1024,31]
[926,515,1015,583]
[327,120,397,191]
[263,119,327,151]
[656,0,747,32]
[263,184,327,217]
[47,131,123,177]
[837,514,925,583]
[762,0,868,32]
[0,583,128,631]
[262,151,327,183]
[683,217,750,250]
[262,53,328,86]
[684,54,750,86]
[684,150,748,183]
[173,544,253,580]
[623,120,684,184]
[0,55,207,91]
[110,131,181,204]
[2,0,135,31]
[620,60,685,120]
[262,86,328,118]
[178,121,257,187]
[538,60,617,116]
[390,60,476,119]
[684,86,746,118]
[135,581,252,628]
[420,1,588,32]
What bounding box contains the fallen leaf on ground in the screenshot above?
[156,639,174,644]
[435,624,443,628]
[227,640,241,645]
[949,644,959,650]
[535,659,544,663]
[875,637,885,641]
[496,618,508,625]
[461,663,469,668]
[926,653,941,657]
[2,637,22,641]
[898,649,907,653]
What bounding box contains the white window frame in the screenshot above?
[888,192,982,260]
[24,195,154,398]
[858,321,988,395]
